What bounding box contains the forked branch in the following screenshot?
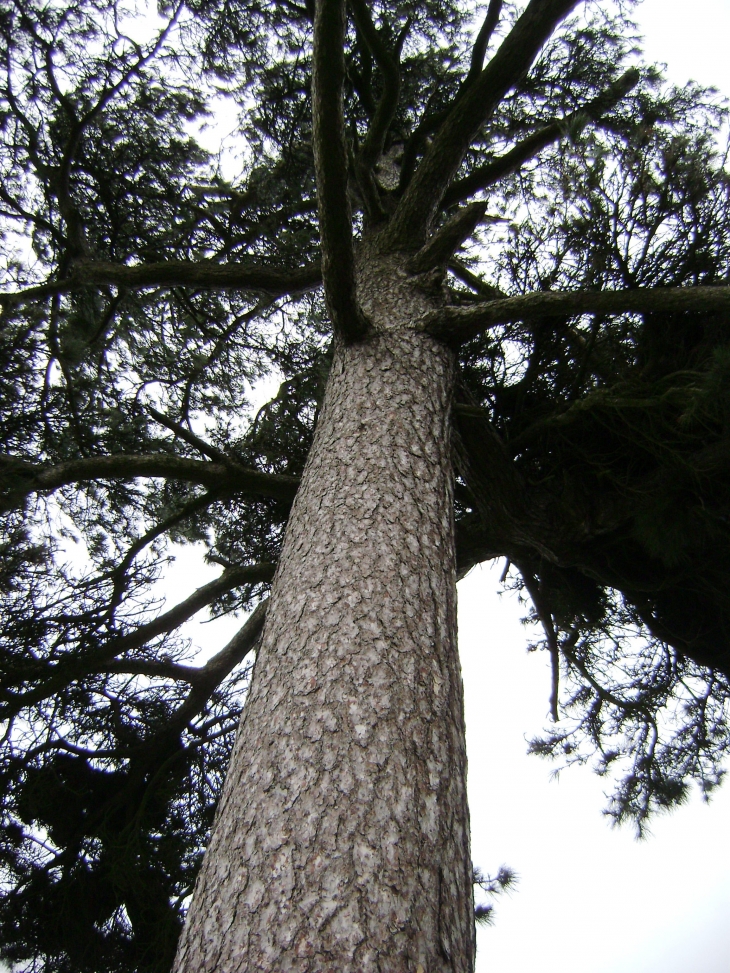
[0,565,276,721]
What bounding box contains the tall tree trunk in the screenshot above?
[174,255,475,972]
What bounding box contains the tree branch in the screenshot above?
[147,407,232,464]
[448,259,505,299]
[349,0,401,194]
[0,566,275,719]
[384,0,581,247]
[0,259,323,310]
[465,0,504,86]
[408,201,490,274]
[0,452,300,512]
[451,394,561,569]
[442,67,641,207]
[100,658,203,682]
[516,561,561,722]
[455,512,505,579]
[164,598,269,731]
[312,0,369,341]
[107,563,277,660]
[425,284,730,345]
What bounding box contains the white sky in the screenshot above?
[463,567,730,973]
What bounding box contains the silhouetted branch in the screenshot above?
[165,598,269,731]
[0,259,323,310]
[516,562,560,722]
[408,201,490,274]
[106,563,276,660]
[443,67,641,207]
[312,0,369,340]
[385,0,581,246]
[0,565,275,719]
[350,0,401,206]
[147,407,232,464]
[448,259,505,299]
[465,0,503,86]
[0,452,300,511]
[426,284,730,345]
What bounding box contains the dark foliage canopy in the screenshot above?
[1,0,729,970]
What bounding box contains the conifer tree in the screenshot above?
[1,1,729,970]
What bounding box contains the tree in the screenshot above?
[1,0,729,969]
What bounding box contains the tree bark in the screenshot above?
[174,253,475,972]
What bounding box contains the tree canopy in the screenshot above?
[1,0,729,970]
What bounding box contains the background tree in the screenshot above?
[0,0,729,971]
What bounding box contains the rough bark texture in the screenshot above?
[174,251,475,972]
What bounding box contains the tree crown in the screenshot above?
[1,1,729,969]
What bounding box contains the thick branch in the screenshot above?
[443,67,641,207]
[349,0,401,170]
[385,0,581,247]
[451,397,560,571]
[0,452,300,511]
[0,259,323,309]
[455,513,504,578]
[312,0,368,341]
[426,285,730,345]
[408,202,489,274]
